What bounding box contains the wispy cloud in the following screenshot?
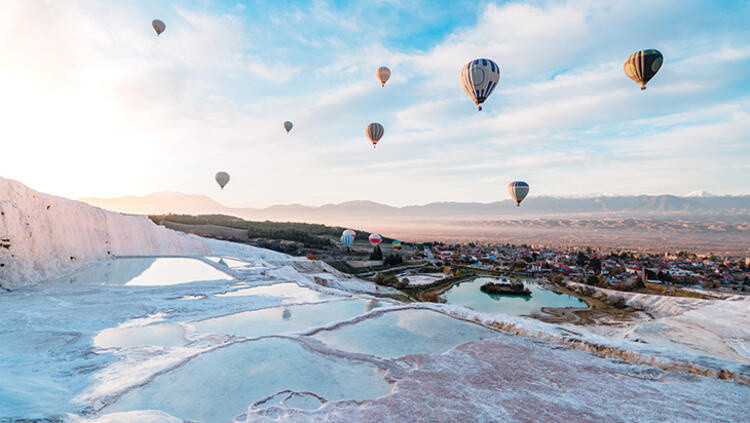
[0,0,748,206]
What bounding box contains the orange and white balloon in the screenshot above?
[376,66,391,87]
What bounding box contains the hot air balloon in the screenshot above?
[343,229,356,240]
[341,233,354,249]
[365,123,384,148]
[624,49,663,90]
[368,233,382,247]
[283,121,293,134]
[152,19,166,36]
[282,308,292,320]
[215,171,230,190]
[392,240,402,250]
[508,181,529,207]
[376,66,391,87]
[460,58,500,111]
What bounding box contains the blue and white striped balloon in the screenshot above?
[508,181,529,207]
[460,58,500,111]
[341,233,354,248]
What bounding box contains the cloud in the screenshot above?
[0,0,748,206]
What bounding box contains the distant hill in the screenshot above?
[80,192,227,216]
[81,192,750,223]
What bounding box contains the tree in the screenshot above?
[576,251,588,267]
[585,275,599,286]
[384,253,403,266]
[634,277,646,289]
[370,245,383,260]
[589,257,601,275]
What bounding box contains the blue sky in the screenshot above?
[1,0,748,206]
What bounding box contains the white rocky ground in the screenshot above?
[565,281,750,365]
[1,178,748,422]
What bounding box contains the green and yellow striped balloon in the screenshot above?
[624,49,663,90]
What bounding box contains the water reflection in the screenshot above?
[49,258,233,286]
[311,309,497,359]
[443,277,586,315]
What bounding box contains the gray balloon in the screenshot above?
[283,121,293,133]
[152,19,166,36]
[215,171,230,189]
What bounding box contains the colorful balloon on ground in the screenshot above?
[283,121,293,133]
[624,49,663,90]
[376,66,391,87]
[152,19,166,36]
[343,229,356,240]
[508,181,529,207]
[392,240,402,249]
[460,58,500,111]
[215,171,230,189]
[340,233,354,249]
[365,123,384,148]
[368,233,382,247]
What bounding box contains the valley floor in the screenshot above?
[1,247,749,422]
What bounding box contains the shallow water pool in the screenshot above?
[442,277,586,315]
[310,308,499,358]
[106,337,392,422]
[51,257,234,286]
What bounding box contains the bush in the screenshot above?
[396,278,410,289]
[257,240,299,255]
[149,214,339,248]
[383,275,399,286]
[384,253,403,266]
[421,291,444,303]
[306,253,317,260]
[374,273,385,285]
[585,275,600,286]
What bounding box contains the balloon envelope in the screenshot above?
[392,240,402,249]
[460,58,500,111]
[368,233,382,246]
[376,66,391,87]
[508,181,529,206]
[152,19,166,36]
[365,123,384,148]
[624,49,663,90]
[343,229,356,240]
[283,121,293,133]
[215,171,230,189]
[341,233,354,248]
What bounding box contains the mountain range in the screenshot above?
[80,192,750,223]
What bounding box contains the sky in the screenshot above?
[0,0,749,207]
